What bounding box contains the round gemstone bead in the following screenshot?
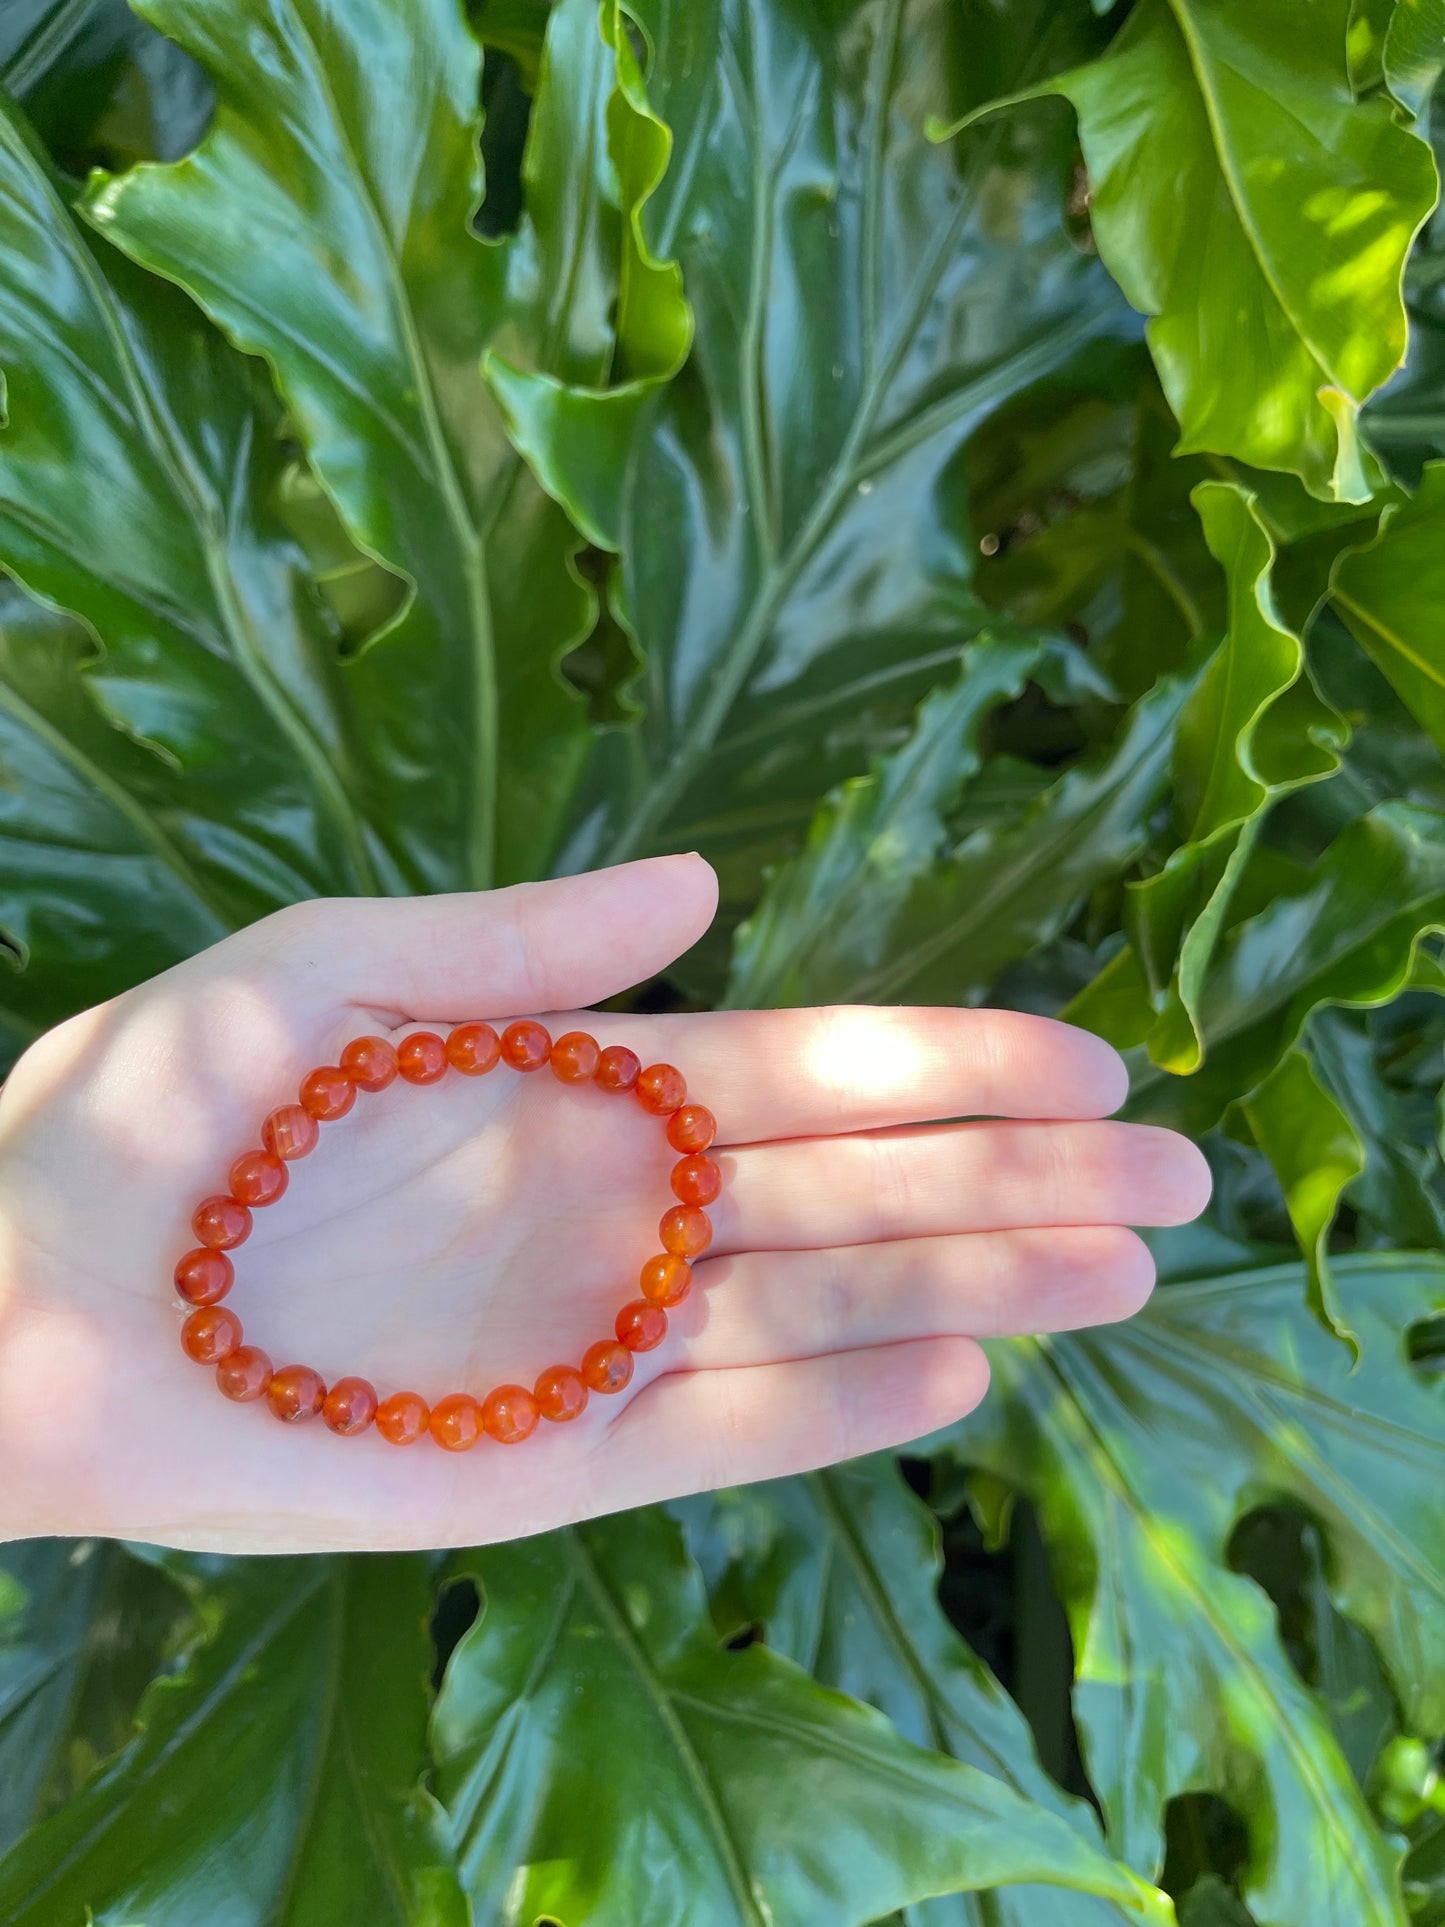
[581,1339,634,1394]
[229,1149,288,1208]
[192,1194,252,1250]
[659,1204,713,1258]
[216,1345,272,1402]
[397,1031,448,1084]
[671,1153,722,1207]
[534,1364,588,1422]
[639,1253,692,1307]
[446,1022,500,1075]
[323,1376,378,1435]
[550,1031,600,1083]
[376,1391,429,1446]
[594,1045,641,1092]
[261,1103,319,1160]
[500,1020,551,1071]
[482,1383,540,1444]
[267,1364,326,1422]
[637,1063,686,1115]
[181,1305,242,1363]
[616,1300,667,1352]
[340,1035,398,1091]
[667,1104,717,1153]
[175,1248,233,1307]
[300,1066,356,1121]
[430,1392,484,1451]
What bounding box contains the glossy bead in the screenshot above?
[660,1204,713,1258]
[581,1339,634,1394]
[376,1390,429,1446]
[266,1363,326,1422]
[229,1149,288,1208]
[216,1345,272,1402]
[262,1103,319,1160]
[671,1153,722,1207]
[500,1020,551,1071]
[175,1248,233,1307]
[640,1253,692,1307]
[446,1022,500,1076]
[594,1045,641,1092]
[430,1392,484,1451]
[397,1031,447,1084]
[616,1300,667,1352]
[667,1104,717,1153]
[192,1194,252,1250]
[300,1066,356,1121]
[181,1305,242,1363]
[340,1035,398,1091]
[550,1031,600,1083]
[534,1364,588,1422]
[482,1383,539,1444]
[323,1376,378,1436]
[637,1062,686,1115]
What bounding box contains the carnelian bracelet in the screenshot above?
[171,1022,720,1451]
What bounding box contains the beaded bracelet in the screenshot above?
[171,1022,720,1451]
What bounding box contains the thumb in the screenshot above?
[246,854,719,1022]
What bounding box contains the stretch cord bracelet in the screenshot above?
[171,1022,721,1452]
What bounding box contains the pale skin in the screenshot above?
[0,854,1211,1553]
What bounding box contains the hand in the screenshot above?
[0,855,1211,1552]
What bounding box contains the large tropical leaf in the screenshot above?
[940,1249,1445,1927]
[0,1550,466,1927]
[432,1507,1169,1926]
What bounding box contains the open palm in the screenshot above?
[0,856,1210,1552]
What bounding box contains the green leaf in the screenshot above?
[1310,1003,1445,1248]
[1236,1041,1365,1346]
[677,1460,1140,1927]
[1384,0,1445,122]
[936,0,1441,499]
[432,1508,1171,1926]
[1331,462,1445,755]
[1068,480,1345,1073]
[84,0,678,888]
[0,1552,466,1927]
[946,1250,1445,1926]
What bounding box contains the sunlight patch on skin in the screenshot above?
[801,1007,930,1117]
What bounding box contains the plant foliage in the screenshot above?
[2,0,1445,1921]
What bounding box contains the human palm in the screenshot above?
[0,856,1210,1551]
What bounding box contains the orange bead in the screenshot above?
[261,1103,319,1160]
[192,1194,252,1250]
[534,1364,588,1422]
[181,1305,242,1363]
[595,1044,641,1091]
[266,1363,326,1422]
[397,1031,448,1084]
[667,1104,717,1153]
[340,1035,398,1091]
[660,1204,713,1257]
[216,1344,271,1402]
[550,1030,600,1083]
[500,1020,551,1071]
[323,1376,378,1435]
[375,1390,429,1445]
[446,1022,500,1075]
[175,1248,233,1307]
[229,1149,288,1207]
[581,1339,634,1394]
[639,1253,692,1307]
[482,1383,539,1444]
[616,1300,668,1352]
[671,1153,722,1207]
[637,1063,686,1115]
[430,1392,484,1451]
[300,1066,356,1121]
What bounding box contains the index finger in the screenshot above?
[565,1005,1130,1144]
